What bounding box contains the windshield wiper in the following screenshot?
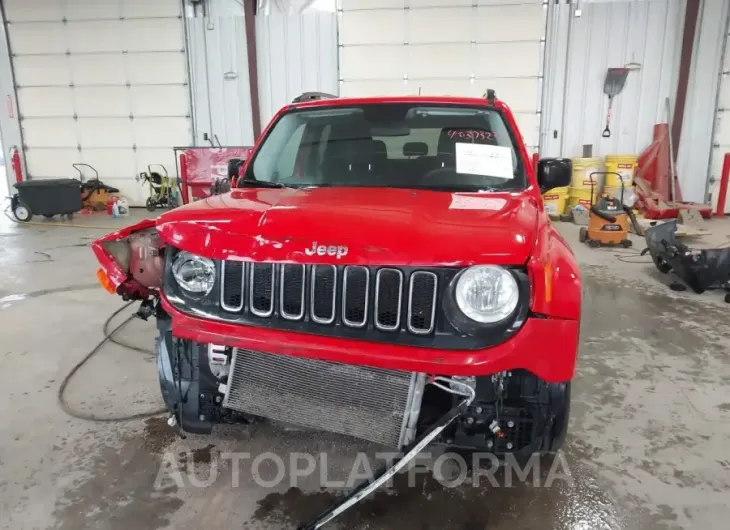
[238,179,288,189]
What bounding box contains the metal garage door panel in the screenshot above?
[411,79,478,97]
[78,118,134,148]
[25,149,80,179]
[409,8,472,44]
[513,113,539,149]
[474,42,541,77]
[135,148,178,176]
[340,10,405,45]
[718,84,730,109]
[341,46,406,80]
[710,148,725,179]
[341,0,406,9]
[480,78,539,112]
[124,0,182,18]
[13,56,71,86]
[134,118,190,148]
[17,87,74,117]
[410,0,471,6]
[74,87,130,117]
[68,21,124,53]
[65,0,120,20]
[125,19,185,51]
[409,44,472,78]
[713,112,730,145]
[71,55,126,85]
[131,86,189,116]
[22,119,77,148]
[81,149,137,178]
[127,53,187,84]
[4,0,64,21]
[340,81,408,97]
[475,4,544,42]
[8,23,65,54]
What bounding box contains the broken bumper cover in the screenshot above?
[645,220,730,293]
[159,294,579,383]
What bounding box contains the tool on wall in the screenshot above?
[602,68,630,138]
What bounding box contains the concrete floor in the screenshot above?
[1,206,729,530]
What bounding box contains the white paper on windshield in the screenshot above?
[455,143,513,179]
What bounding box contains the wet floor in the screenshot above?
[1,211,729,530]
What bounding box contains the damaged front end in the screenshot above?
[644,220,730,293]
[92,219,165,300]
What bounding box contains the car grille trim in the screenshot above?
[279,264,306,321]
[407,271,438,335]
[221,262,442,336]
[342,265,369,328]
[374,268,403,331]
[220,260,245,312]
[250,263,275,317]
[310,264,337,324]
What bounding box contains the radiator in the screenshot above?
[223,349,425,448]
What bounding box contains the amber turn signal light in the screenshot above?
[96,268,117,295]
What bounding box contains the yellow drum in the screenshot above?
[571,157,602,189]
[542,186,568,216]
[605,154,637,187]
[568,187,598,210]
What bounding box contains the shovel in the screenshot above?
[602,68,629,138]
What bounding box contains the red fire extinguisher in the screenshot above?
[10,146,23,184]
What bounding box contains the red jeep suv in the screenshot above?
[94,91,579,464]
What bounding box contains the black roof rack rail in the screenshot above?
[291,92,339,104]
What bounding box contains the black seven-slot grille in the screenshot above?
[220,262,439,336]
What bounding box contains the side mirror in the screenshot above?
[537,157,572,192]
[227,158,245,179]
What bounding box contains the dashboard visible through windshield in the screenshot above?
[244,103,526,192]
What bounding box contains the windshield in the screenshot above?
[244,103,526,192]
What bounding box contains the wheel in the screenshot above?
[724,293,730,304]
[578,227,587,243]
[621,239,633,248]
[588,239,601,248]
[12,201,32,222]
[146,197,157,212]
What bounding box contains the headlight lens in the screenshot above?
[172,251,215,295]
[454,265,519,323]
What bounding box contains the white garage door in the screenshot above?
[338,0,547,152]
[4,0,191,205]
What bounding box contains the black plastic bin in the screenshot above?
[11,179,82,222]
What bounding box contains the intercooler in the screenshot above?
[223,349,426,448]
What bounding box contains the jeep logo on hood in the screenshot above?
[305,242,349,259]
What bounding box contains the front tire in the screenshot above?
[146,197,157,212]
[13,201,32,222]
[578,226,587,243]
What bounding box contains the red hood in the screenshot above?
[156,187,539,266]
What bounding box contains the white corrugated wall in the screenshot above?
[556,0,685,159]
[679,0,730,205]
[255,10,338,127]
[185,0,256,147]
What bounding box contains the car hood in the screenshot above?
[156,187,539,266]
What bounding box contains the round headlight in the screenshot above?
[454,265,519,324]
[172,252,215,295]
